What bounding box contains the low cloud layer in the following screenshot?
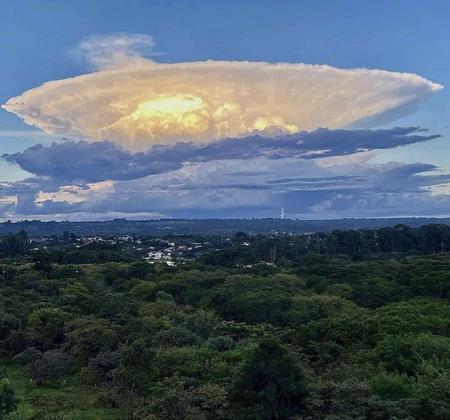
[1,126,449,219]
[3,156,450,220]
[3,127,440,183]
[2,33,442,151]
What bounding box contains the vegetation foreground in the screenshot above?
[0,225,449,419]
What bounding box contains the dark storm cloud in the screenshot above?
[3,127,440,183]
[3,141,180,183]
[180,126,440,161]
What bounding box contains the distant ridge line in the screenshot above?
[1,217,450,237]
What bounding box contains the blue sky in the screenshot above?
[1,1,450,219]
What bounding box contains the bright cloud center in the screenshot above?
[134,95,205,118]
[107,94,211,142]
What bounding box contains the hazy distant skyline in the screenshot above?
[1,1,450,220]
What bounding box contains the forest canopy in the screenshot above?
[0,224,449,418]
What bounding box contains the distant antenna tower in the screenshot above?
[280,208,285,220]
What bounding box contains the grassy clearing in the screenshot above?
[1,361,121,420]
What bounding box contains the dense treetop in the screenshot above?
[0,225,449,418]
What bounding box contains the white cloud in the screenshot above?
[35,180,114,205]
[426,182,450,196]
[75,32,159,70]
[0,195,17,206]
[2,34,442,151]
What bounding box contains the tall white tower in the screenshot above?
[280,208,285,220]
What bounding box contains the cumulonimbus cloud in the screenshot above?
[2,33,443,151]
[1,34,448,220]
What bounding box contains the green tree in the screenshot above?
[25,350,74,385]
[0,378,17,418]
[212,276,292,325]
[27,307,68,343]
[32,250,53,273]
[231,339,308,419]
[415,359,450,419]
[65,318,119,364]
[374,334,450,376]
